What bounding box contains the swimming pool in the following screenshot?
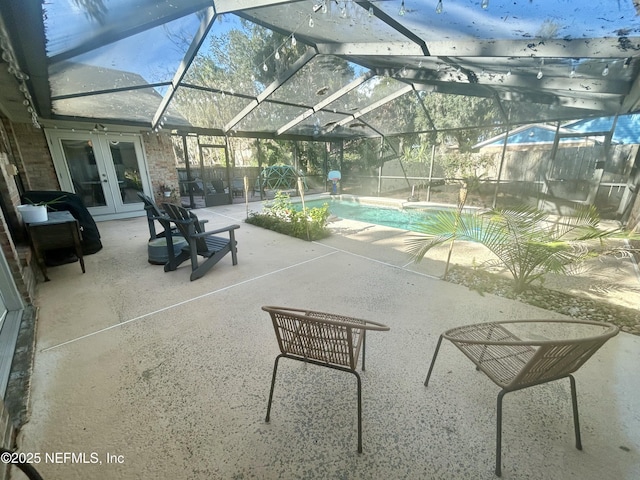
[297,197,452,233]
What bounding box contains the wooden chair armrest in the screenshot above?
[191,224,240,238]
[161,216,191,226]
[151,214,172,226]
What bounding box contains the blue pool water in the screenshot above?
[298,198,446,232]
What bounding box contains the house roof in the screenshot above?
[472,124,599,150]
[564,114,640,144]
[474,112,640,150]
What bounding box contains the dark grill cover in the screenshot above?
[22,190,102,255]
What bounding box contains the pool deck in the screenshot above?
[14,196,640,479]
[306,194,640,311]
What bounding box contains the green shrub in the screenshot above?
[246,191,330,241]
[407,204,636,293]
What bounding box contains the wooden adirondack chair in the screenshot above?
[161,203,239,281]
[137,192,173,240]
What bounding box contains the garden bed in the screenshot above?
[446,265,640,335]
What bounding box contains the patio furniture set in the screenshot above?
[138,194,619,476]
[261,306,617,476]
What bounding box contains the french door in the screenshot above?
[46,130,151,218]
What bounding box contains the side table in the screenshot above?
[25,211,85,281]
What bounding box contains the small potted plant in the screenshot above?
[159,184,174,198]
[17,203,48,223]
[17,194,66,223]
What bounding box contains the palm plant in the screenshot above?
[407,204,633,293]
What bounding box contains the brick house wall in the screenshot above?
[5,121,58,192]
[0,153,36,303]
[142,132,181,204]
[8,122,180,205]
[0,121,37,303]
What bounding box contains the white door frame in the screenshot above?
[45,129,152,220]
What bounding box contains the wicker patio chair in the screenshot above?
[424,319,619,477]
[261,306,390,453]
[161,203,239,281]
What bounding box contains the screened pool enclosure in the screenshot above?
[4,1,640,220]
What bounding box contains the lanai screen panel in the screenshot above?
[286,110,350,137]
[185,15,304,99]
[329,122,380,138]
[45,1,208,123]
[43,0,209,58]
[324,76,409,115]
[373,0,640,44]
[52,88,189,125]
[358,91,425,136]
[547,135,606,204]
[420,91,503,130]
[172,86,253,130]
[233,101,308,132]
[269,55,362,106]
[564,115,639,184]
[240,0,423,53]
[499,98,609,125]
[49,15,202,96]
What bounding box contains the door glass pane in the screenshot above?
[62,139,106,207]
[109,141,143,204]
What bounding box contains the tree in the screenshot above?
[420,93,503,152]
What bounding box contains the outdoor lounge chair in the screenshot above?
[261,305,390,453]
[161,203,239,281]
[424,319,619,476]
[137,192,188,264]
[137,192,173,240]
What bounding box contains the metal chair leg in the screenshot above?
[424,335,444,387]
[265,354,283,422]
[569,375,582,450]
[494,377,583,477]
[266,355,366,453]
[361,330,367,371]
[354,370,363,453]
[496,389,507,477]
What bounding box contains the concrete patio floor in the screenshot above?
[13,198,640,479]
